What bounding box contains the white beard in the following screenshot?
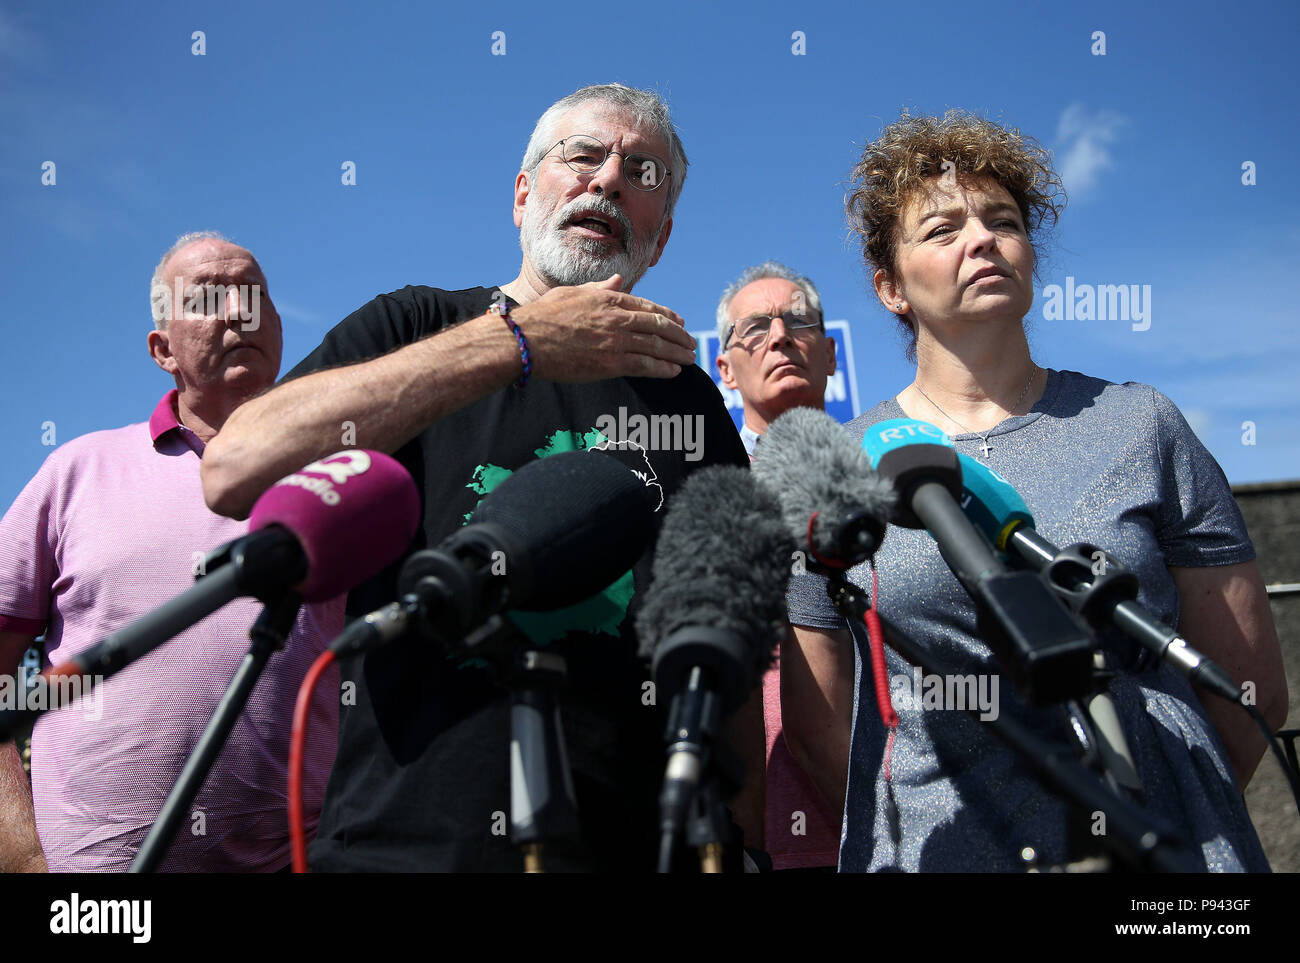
[521,195,662,291]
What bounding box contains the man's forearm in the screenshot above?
[203,277,700,518]
[781,626,854,814]
[204,313,519,518]
[0,741,47,872]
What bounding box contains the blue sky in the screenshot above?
[2,0,1297,511]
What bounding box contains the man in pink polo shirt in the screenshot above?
[716,261,842,871]
[0,232,343,872]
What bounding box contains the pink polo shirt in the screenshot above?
[0,391,343,872]
[762,659,842,869]
[745,426,841,869]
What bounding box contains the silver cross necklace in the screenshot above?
[912,366,1038,459]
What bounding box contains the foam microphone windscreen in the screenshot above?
[635,465,794,680]
[751,407,895,566]
[248,450,420,601]
[469,449,658,608]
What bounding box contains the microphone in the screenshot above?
[953,451,1034,553]
[247,450,420,602]
[0,450,419,738]
[301,450,657,871]
[331,449,659,656]
[635,465,795,863]
[861,419,1096,704]
[954,453,1241,703]
[750,407,895,570]
[953,452,1144,792]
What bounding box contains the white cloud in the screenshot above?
[1055,104,1126,199]
[1182,407,1212,442]
[274,300,326,326]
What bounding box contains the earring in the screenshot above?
[894,303,903,311]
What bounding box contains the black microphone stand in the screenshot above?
[132,590,302,873]
[502,649,580,873]
[682,732,743,873]
[655,664,744,873]
[822,571,1203,873]
[433,612,583,873]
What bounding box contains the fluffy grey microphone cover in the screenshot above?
[635,465,794,677]
[751,407,896,561]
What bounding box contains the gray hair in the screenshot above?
[716,261,824,346]
[520,84,689,220]
[149,230,232,329]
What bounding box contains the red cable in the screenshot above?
[805,512,849,570]
[859,567,903,845]
[864,567,897,729]
[289,649,336,874]
[862,566,899,753]
[883,728,898,782]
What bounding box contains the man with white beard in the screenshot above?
[202,84,760,872]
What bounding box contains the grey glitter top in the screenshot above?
[785,368,1269,872]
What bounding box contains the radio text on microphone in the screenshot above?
[871,422,950,445]
[274,450,374,505]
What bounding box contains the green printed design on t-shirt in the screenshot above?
[537,427,611,458]
[465,462,515,498]
[462,427,634,644]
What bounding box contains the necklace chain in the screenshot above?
[912,366,1038,458]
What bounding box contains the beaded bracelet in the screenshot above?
[488,300,531,388]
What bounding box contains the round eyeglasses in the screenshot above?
[544,134,671,192]
[723,311,824,350]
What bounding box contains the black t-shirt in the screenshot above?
[285,285,748,871]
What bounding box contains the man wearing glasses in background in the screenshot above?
[716,261,841,871]
[716,262,837,457]
[201,84,761,871]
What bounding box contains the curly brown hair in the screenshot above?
[845,110,1066,357]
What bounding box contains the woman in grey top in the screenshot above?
[782,110,1285,871]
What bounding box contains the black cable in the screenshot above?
[1244,704,1300,816]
